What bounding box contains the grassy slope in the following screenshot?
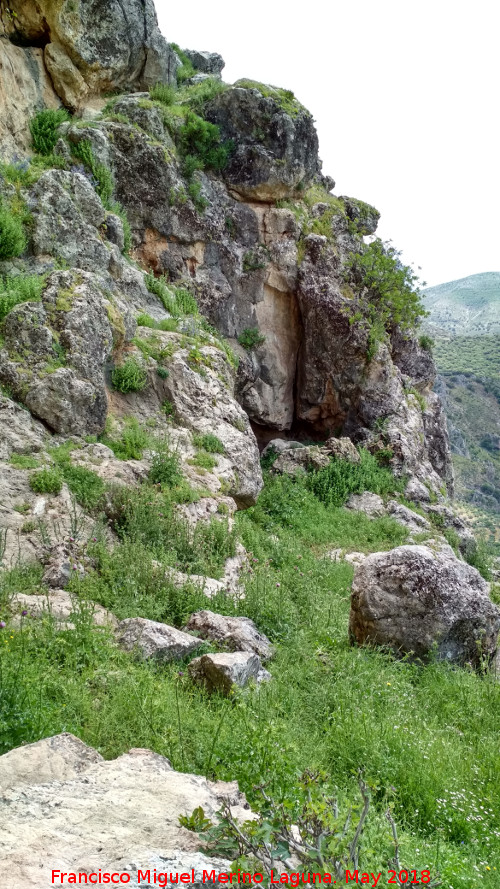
[423,272,500,336]
[1,467,499,888]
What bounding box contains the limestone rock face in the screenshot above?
[186,611,274,660]
[188,651,271,695]
[205,85,321,200]
[350,545,500,667]
[0,38,60,161]
[117,618,201,661]
[0,269,117,435]
[2,0,178,109]
[0,734,249,889]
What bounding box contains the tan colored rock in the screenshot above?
[0,733,103,792]
[11,590,117,629]
[0,735,251,888]
[0,38,60,161]
[44,40,87,110]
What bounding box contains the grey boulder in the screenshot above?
[188,652,271,695]
[117,618,201,662]
[186,610,274,660]
[349,544,500,668]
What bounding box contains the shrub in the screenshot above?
[149,440,182,487]
[192,433,225,454]
[345,238,428,334]
[29,109,71,156]
[238,327,266,350]
[419,334,434,352]
[0,205,26,261]
[178,112,232,174]
[0,274,46,321]
[149,83,176,105]
[29,468,62,495]
[111,358,147,393]
[306,448,402,507]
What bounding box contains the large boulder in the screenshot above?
[349,544,500,668]
[3,0,178,110]
[205,84,321,200]
[0,734,249,888]
[188,651,271,695]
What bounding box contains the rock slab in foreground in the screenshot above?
[0,733,250,889]
[188,651,271,695]
[186,610,274,660]
[117,618,201,661]
[349,544,500,668]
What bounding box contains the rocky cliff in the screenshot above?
[1,3,499,885]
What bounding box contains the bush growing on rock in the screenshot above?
[307,448,402,507]
[345,238,428,338]
[111,358,147,394]
[29,109,71,156]
[238,327,266,350]
[29,467,63,495]
[0,204,26,261]
[192,433,225,454]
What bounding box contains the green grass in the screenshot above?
[306,447,403,507]
[99,417,151,461]
[1,468,500,885]
[71,139,114,206]
[192,433,225,454]
[0,273,46,322]
[0,204,26,261]
[145,274,198,317]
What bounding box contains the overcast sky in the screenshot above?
[155,0,499,287]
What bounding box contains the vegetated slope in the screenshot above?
[423,272,500,336]
[423,274,500,544]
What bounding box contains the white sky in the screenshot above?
[155,0,500,287]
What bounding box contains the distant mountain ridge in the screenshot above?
[423,271,500,336]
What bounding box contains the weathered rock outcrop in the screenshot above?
[0,733,249,889]
[1,0,178,110]
[0,37,60,161]
[350,544,500,667]
[188,651,271,695]
[205,85,321,200]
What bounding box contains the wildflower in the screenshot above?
[276,582,280,587]
[92,537,97,542]
[21,610,28,617]
[0,621,6,629]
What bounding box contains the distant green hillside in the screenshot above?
[425,275,500,548]
[423,271,500,336]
